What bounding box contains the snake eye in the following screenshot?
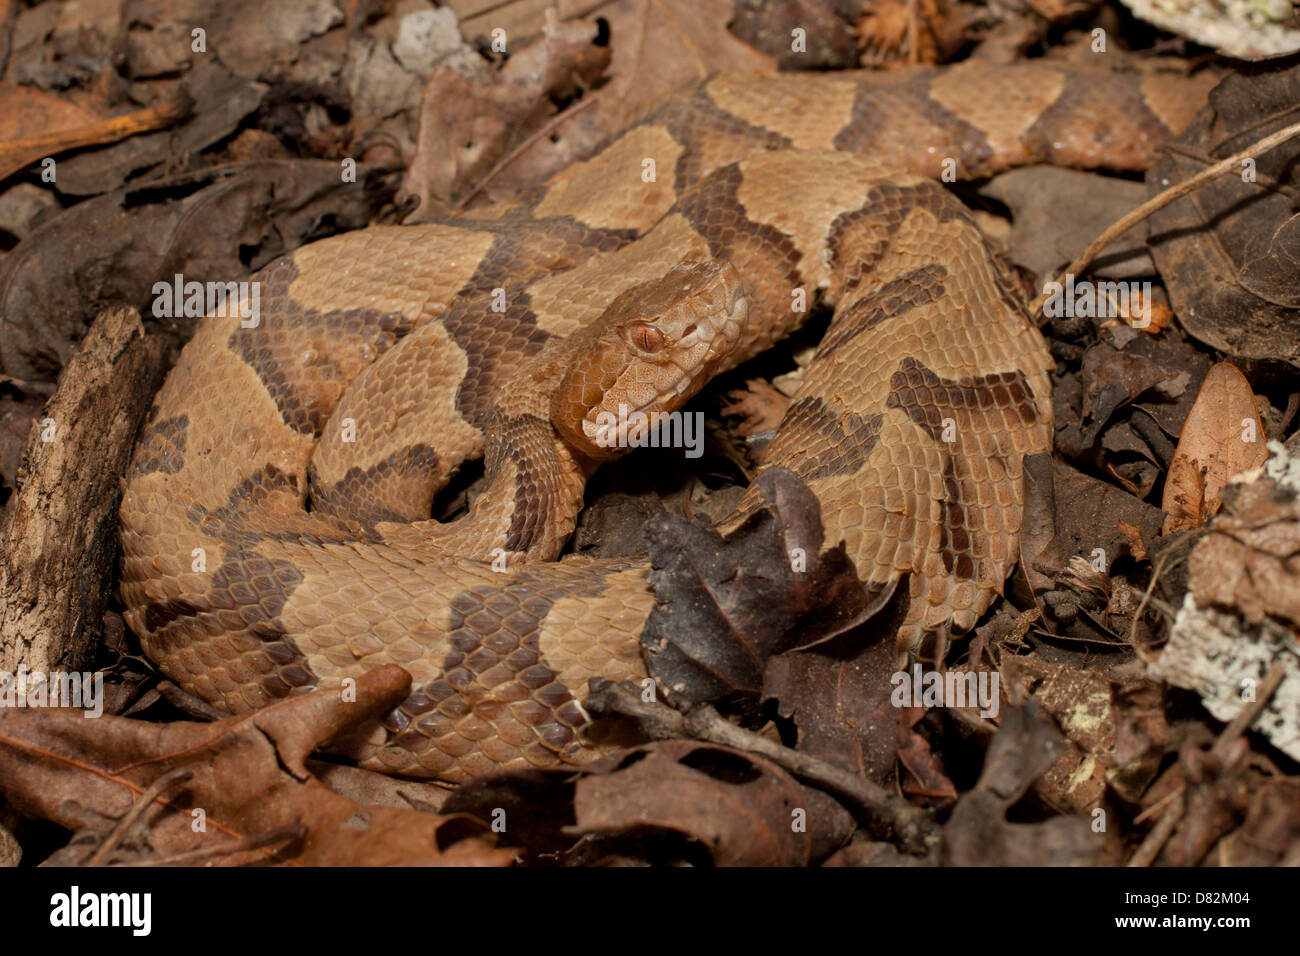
[628,322,665,353]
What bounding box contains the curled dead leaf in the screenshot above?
[0,85,186,184]
[642,467,896,704]
[1117,520,1149,562]
[942,703,1100,865]
[1161,362,1268,534]
[570,740,852,865]
[0,666,511,866]
[1188,471,1300,627]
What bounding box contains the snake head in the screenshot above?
[551,259,747,460]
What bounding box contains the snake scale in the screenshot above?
[119,61,1212,781]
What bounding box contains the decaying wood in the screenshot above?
[0,306,168,675]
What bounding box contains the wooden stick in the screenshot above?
[585,679,939,855]
[84,768,193,866]
[1029,119,1300,318]
[0,100,188,183]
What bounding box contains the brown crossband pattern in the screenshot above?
[119,63,1208,779]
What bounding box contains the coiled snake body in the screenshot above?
[120,63,1211,780]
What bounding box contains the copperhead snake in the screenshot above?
[119,61,1213,781]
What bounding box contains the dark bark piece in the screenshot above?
[0,306,168,675]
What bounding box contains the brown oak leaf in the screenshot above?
[1161,362,1268,534]
[0,665,512,866]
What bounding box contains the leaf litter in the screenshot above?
[0,0,1297,868]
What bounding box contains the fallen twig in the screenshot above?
[1030,119,1300,318]
[1210,660,1289,758]
[1128,790,1185,867]
[0,98,190,184]
[585,678,940,855]
[84,768,193,867]
[1127,660,1289,865]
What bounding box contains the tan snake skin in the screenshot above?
[119,62,1213,781]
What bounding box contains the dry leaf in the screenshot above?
[563,0,773,133]
[642,467,897,704]
[1146,58,1300,361]
[0,159,380,380]
[721,378,790,439]
[896,708,957,799]
[1080,343,1184,445]
[1039,460,1165,582]
[1161,362,1269,534]
[412,0,776,208]
[0,665,512,866]
[570,740,851,865]
[1188,472,1300,627]
[0,86,184,184]
[443,769,581,856]
[762,630,903,783]
[399,19,611,216]
[942,703,1100,865]
[978,167,1153,280]
[1117,520,1149,561]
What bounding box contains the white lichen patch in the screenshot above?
[1148,440,1300,759]
[1152,597,1299,760]
[1122,0,1300,58]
